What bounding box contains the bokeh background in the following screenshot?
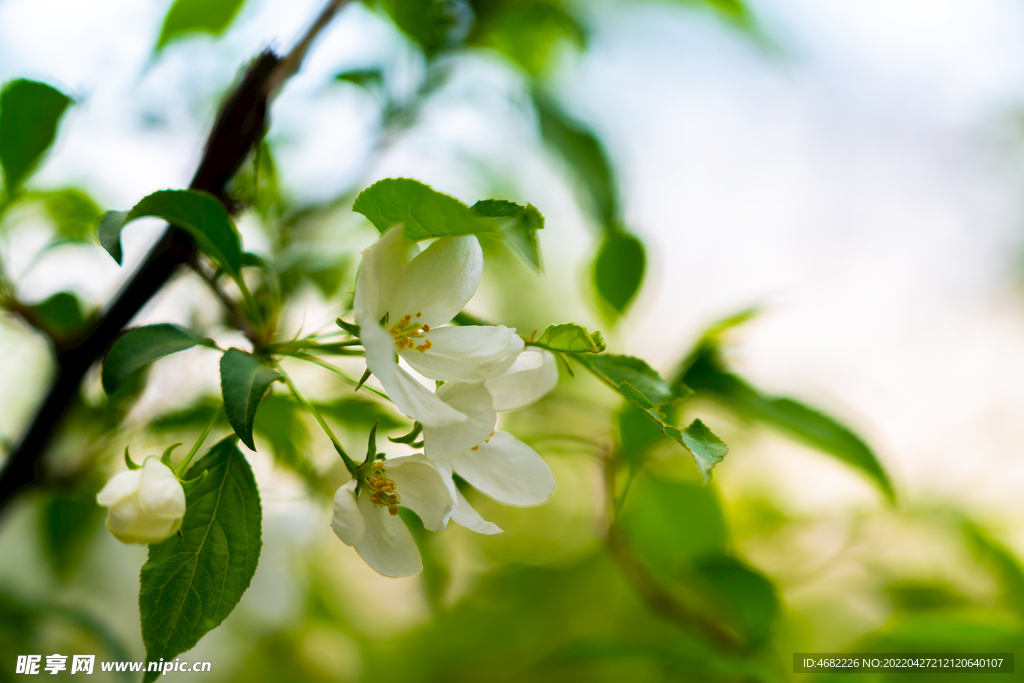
[2,0,1024,680]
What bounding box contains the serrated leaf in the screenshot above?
[139,437,261,682]
[534,322,605,353]
[100,190,242,278]
[35,188,104,241]
[156,0,247,51]
[593,230,645,318]
[0,79,72,194]
[578,353,672,405]
[674,419,728,482]
[353,178,497,241]
[679,335,894,501]
[219,349,280,450]
[532,91,616,225]
[102,324,205,394]
[471,199,544,272]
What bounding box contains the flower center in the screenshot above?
[365,461,401,515]
[389,312,433,353]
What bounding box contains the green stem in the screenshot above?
[278,368,359,474]
[614,464,638,516]
[177,409,219,475]
[285,351,392,402]
[266,339,363,355]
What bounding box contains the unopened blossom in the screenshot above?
[421,348,559,532]
[332,454,454,577]
[353,225,524,427]
[96,456,186,545]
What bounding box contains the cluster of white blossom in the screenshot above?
[334,226,557,577]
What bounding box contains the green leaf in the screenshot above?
[335,67,384,89]
[101,190,243,278]
[380,0,470,55]
[578,353,673,405]
[102,324,206,394]
[619,474,727,574]
[0,79,72,195]
[471,199,545,272]
[353,178,497,241]
[618,403,667,465]
[534,322,605,353]
[156,0,248,51]
[532,91,616,225]
[39,492,103,582]
[675,419,728,483]
[219,349,281,451]
[691,554,779,644]
[26,291,89,342]
[472,1,586,76]
[963,522,1024,617]
[35,188,104,241]
[593,230,645,318]
[677,323,895,501]
[139,437,261,683]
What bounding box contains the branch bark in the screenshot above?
[0,0,350,515]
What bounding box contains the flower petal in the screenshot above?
[448,431,555,506]
[137,456,186,518]
[96,468,142,507]
[400,325,524,383]
[485,348,559,411]
[362,318,466,426]
[388,235,483,328]
[353,224,407,324]
[423,382,496,459]
[331,481,366,546]
[387,454,454,531]
[451,487,502,535]
[353,492,423,577]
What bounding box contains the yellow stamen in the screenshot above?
[388,312,433,353]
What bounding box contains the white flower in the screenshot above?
[331,454,454,577]
[421,348,559,532]
[353,225,524,427]
[95,456,186,545]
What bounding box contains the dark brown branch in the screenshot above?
[0,1,348,514]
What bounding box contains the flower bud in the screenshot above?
[96,456,186,545]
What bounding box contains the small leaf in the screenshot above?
[675,419,728,483]
[219,349,281,450]
[26,291,89,342]
[471,199,545,272]
[335,68,384,89]
[0,79,72,194]
[593,230,645,318]
[534,322,605,353]
[578,353,673,405]
[139,437,261,682]
[102,324,205,394]
[102,190,242,278]
[532,91,616,225]
[353,178,497,241]
[156,0,248,51]
[36,188,104,241]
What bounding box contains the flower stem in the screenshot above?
[177,408,219,476]
[285,351,392,402]
[278,368,359,474]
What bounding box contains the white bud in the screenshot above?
[96,456,186,545]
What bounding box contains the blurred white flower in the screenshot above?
[96,456,186,545]
[422,348,559,532]
[331,454,454,578]
[353,225,524,427]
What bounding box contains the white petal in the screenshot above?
[331,481,366,546]
[485,348,559,411]
[96,468,142,507]
[388,235,483,328]
[137,457,186,518]
[105,495,142,535]
[448,432,555,506]
[353,224,407,324]
[361,318,466,427]
[423,382,496,459]
[387,455,454,532]
[353,493,422,577]
[400,325,524,383]
[450,487,502,535]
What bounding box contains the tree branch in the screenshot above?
[0,0,349,515]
